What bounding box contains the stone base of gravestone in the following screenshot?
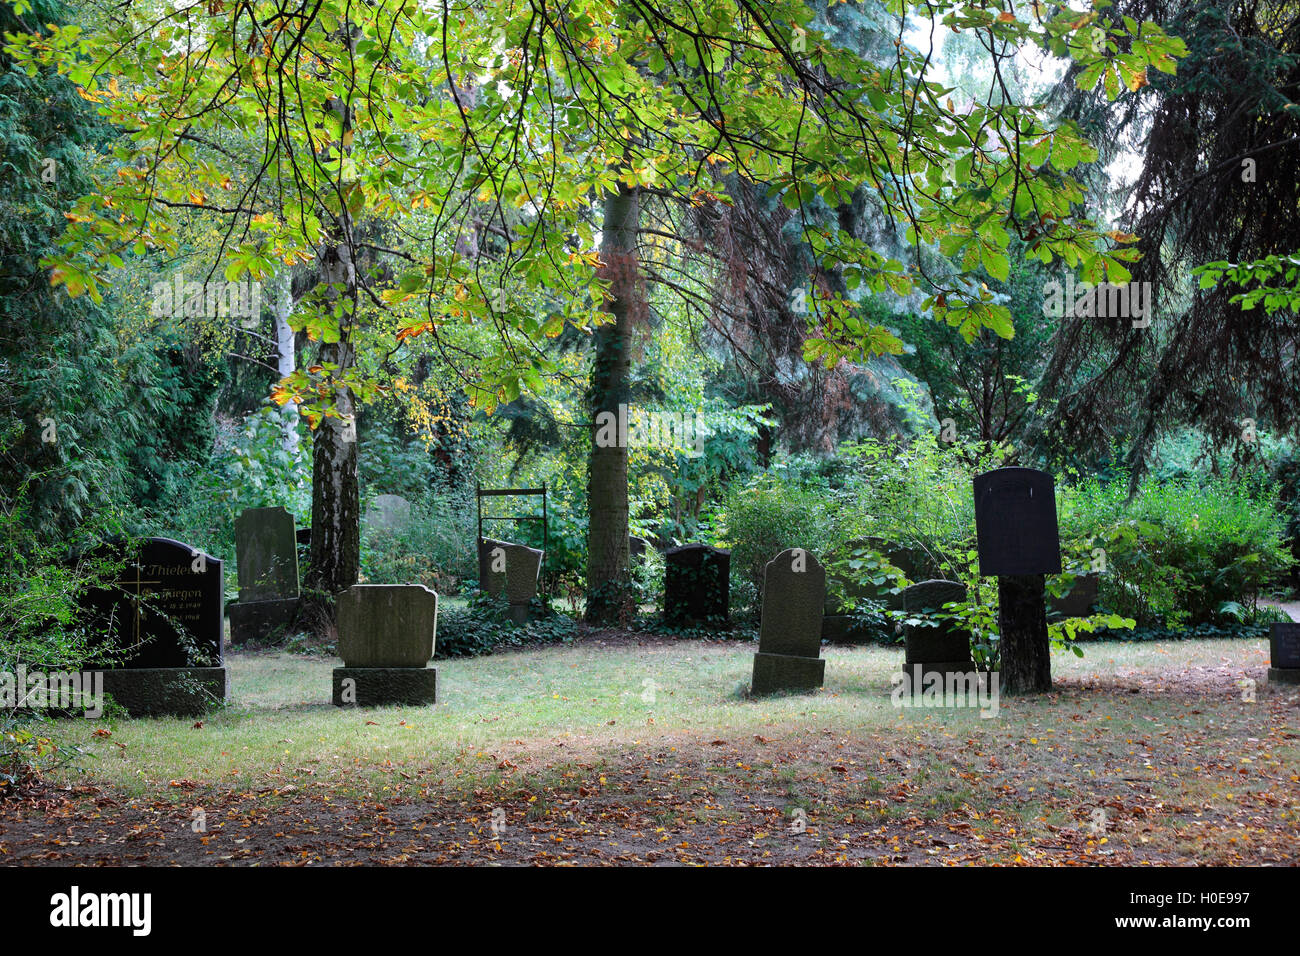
[1267,667,1300,686]
[332,667,437,706]
[896,663,995,700]
[751,652,826,696]
[900,662,977,692]
[227,596,300,645]
[86,667,230,718]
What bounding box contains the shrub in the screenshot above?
[1063,472,1292,628]
[361,489,477,593]
[713,474,833,612]
[827,432,1008,580]
[0,481,122,790]
[435,594,575,658]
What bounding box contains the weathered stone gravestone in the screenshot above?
[366,494,412,533]
[81,537,229,717]
[663,543,730,624]
[332,584,439,706]
[1268,623,1300,686]
[902,580,971,685]
[227,506,300,644]
[751,548,826,695]
[478,537,544,623]
[1049,572,1100,618]
[973,467,1061,694]
[629,535,651,561]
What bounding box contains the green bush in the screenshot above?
[161,404,313,569]
[435,594,575,658]
[1062,473,1292,628]
[826,432,1008,580]
[361,489,477,593]
[713,474,833,612]
[0,476,122,789]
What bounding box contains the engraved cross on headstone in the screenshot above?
[115,562,161,646]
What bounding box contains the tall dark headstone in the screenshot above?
[974,468,1061,577]
[902,580,971,675]
[81,537,229,716]
[228,506,301,644]
[751,548,826,695]
[974,467,1060,694]
[1269,623,1300,686]
[663,543,730,624]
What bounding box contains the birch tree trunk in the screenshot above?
[271,268,299,456]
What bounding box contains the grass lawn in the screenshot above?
[2,634,1296,865]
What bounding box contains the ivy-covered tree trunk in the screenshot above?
[306,339,360,595]
[585,181,639,623]
[305,71,360,597]
[997,574,1052,694]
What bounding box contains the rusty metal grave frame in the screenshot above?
[475,482,548,597]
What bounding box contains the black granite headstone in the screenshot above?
[664,543,730,623]
[973,467,1061,576]
[902,580,971,667]
[84,537,224,668]
[1271,623,1300,669]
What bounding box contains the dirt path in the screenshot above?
[4,668,1297,866]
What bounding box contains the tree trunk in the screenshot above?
[306,338,360,594]
[271,268,299,455]
[305,67,360,597]
[585,181,639,623]
[997,574,1052,693]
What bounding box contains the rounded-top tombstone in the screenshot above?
[973,467,1061,577]
[664,543,730,624]
[85,536,225,668]
[234,506,299,603]
[751,547,828,695]
[758,548,826,658]
[78,536,229,716]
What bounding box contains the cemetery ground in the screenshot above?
[2,633,1296,866]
